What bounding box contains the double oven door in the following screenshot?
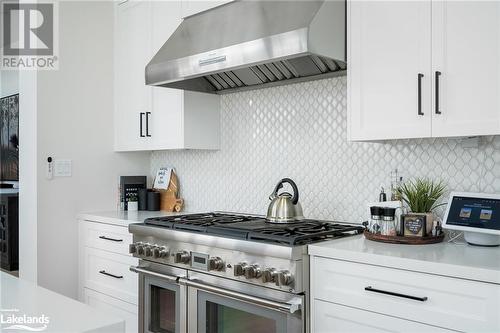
[134,261,304,333]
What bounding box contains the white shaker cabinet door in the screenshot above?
[114,0,153,151]
[83,288,138,333]
[348,1,432,141]
[431,1,500,137]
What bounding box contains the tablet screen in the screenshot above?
[446,196,500,231]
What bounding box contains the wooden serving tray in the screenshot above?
[364,230,445,245]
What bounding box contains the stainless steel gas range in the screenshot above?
[128,212,363,333]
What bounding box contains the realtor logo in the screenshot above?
[1,2,58,70]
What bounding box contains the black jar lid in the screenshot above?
[383,207,397,217]
[370,206,383,216]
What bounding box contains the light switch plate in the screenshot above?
[54,159,72,177]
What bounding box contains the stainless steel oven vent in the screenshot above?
[146,0,346,94]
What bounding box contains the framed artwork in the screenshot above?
[0,93,19,181]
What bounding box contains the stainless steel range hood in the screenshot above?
[146,0,346,94]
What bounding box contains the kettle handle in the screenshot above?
[272,178,299,205]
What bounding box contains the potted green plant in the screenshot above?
[397,178,446,237]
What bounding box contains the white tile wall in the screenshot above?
[151,77,500,222]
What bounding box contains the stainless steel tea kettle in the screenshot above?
[266,178,304,223]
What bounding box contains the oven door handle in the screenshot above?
[180,278,302,315]
[130,266,183,284]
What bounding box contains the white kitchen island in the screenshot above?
[0,272,125,332]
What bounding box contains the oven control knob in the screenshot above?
[277,270,294,287]
[244,265,262,279]
[152,247,161,258]
[144,246,153,257]
[158,247,169,259]
[174,251,190,264]
[137,245,145,255]
[261,268,277,283]
[128,243,137,254]
[161,250,170,258]
[208,257,225,271]
[233,262,248,276]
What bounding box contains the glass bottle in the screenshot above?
[369,206,383,234]
[381,207,397,236]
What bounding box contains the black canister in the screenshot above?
[383,207,396,220]
[147,191,161,211]
[138,188,149,211]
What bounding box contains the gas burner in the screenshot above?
[247,221,364,245]
[145,213,364,246]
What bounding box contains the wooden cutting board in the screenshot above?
[158,171,184,212]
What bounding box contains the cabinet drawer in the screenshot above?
[313,257,500,332]
[83,247,138,304]
[83,288,138,333]
[313,300,452,333]
[81,220,132,255]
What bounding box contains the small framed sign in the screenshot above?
[153,168,173,190]
[401,214,427,237]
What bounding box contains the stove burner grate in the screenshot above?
[144,213,364,246]
[248,222,365,245]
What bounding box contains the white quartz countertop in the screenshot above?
[308,235,500,285]
[78,210,188,227]
[0,272,124,332]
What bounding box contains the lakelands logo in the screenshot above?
[1,2,59,70]
[1,309,50,331]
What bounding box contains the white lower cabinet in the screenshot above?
[83,288,138,333]
[313,300,451,333]
[311,256,500,332]
[82,247,138,305]
[79,220,139,333]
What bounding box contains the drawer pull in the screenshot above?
[365,286,428,302]
[417,73,424,116]
[99,235,123,242]
[99,270,124,279]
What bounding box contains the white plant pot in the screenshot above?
[128,201,138,211]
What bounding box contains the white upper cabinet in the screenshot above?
[114,1,153,151]
[348,1,500,141]
[348,1,432,140]
[181,0,233,18]
[431,1,500,137]
[114,0,220,152]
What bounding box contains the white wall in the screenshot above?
[19,71,38,282]
[35,1,149,298]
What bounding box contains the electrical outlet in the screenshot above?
[54,159,72,177]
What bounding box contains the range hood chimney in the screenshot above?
[146,0,346,94]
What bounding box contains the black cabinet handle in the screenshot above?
[139,112,145,137]
[417,73,424,116]
[435,71,442,114]
[365,286,428,302]
[146,112,151,137]
[99,270,123,279]
[99,235,123,242]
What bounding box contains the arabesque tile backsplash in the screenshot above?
[151,77,500,222]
